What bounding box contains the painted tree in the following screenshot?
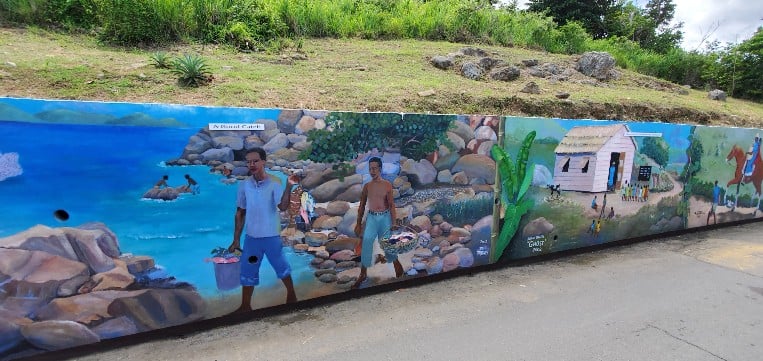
[641,136,669,168]
[299,112,455,165]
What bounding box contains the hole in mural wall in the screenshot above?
[248,255,259,264]
[54,209,70,221]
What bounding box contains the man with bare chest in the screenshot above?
[353,157,403,288]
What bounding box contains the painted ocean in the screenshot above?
[0,120,314,296]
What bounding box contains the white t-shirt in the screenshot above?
[236,174,284,238]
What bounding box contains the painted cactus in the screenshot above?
[490,131,536,262]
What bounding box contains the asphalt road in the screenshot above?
[66,222,763,361]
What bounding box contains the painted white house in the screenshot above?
[553,124,636,192]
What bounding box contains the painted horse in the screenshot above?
[726,144,763,215]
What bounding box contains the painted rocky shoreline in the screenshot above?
[165,109,500,287]
[0,223,205,360]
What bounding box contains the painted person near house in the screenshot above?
[353,157,403,289]
[607,162,616,191]
[228,148,299,313]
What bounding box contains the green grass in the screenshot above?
[2,28,763,127]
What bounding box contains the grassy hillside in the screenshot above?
[1,28,762,127]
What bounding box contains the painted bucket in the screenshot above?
[213,261,241,291]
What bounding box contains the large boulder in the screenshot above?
[326,201,350,216]
[21,320,100,351]
[0,225,79,260]
[76,222,121,258]
[91,316,139,340]
[305,231,330,247]
[295,115,317,134]
[277,109,303,133]
[0,319,23,354]
[461,62,484,80]
[211,136,244,151]
[201,147,234,163]
[312,215,343,230]
[522,217,555,239]
[123,255,155,274]
[576,51,616,81]
[430,55,454,70]
[34,290,141,325]
[312,174,363,202]
[490,66,520,81]
[338,209,360,237]
[453,247,475,268]
[0,248,89,301]
[336,183,363,202]
[180,135,212,157]
[105,288,205,332]
[63,227,116,274]
[262,133,289,154]
[244,135,264,150]
[255,119,279,142]
[400,159,437,186]
[708,89,727,101]
[532,164,553,186]
[451,154,496,185]
[470,215,493,245]
[325,237,359,253]
[301,167,334,190]
[450,120,475,144]
[434,152,460,172]
[446,132,466,151]
[91,259,134,291]
[474,126,497,141]
[142,186,181,201]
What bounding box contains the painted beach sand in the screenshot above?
[498,117,693,259]
[0,98,495,359]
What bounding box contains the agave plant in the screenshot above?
[490,131,536,262]
[149,51,171,68]
[171,54,212,87]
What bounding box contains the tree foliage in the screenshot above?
[527,0,616,39]
[641,137,669,167]
[709,28,763,102]
[299,112,455,164]
[600,0,682,53]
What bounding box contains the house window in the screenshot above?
[582,158,589,173]
[562,157,570,172]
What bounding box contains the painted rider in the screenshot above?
[743,133,761,179]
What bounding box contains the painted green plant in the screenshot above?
[490,131,536,262]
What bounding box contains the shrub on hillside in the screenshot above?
[98,0,181,45]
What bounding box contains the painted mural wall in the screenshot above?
[0,97,760,359]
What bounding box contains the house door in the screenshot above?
[609,152,623,190]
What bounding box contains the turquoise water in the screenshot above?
[0,121,314,296]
